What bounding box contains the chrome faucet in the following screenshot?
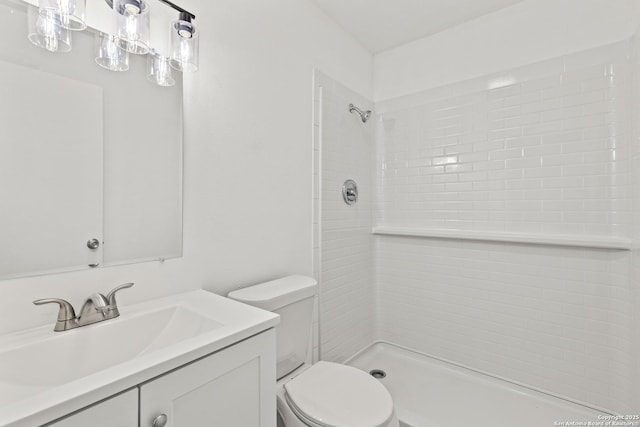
[33,283,134,332]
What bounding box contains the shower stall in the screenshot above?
[312,3,640,425]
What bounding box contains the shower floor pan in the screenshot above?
[347,342,607,427]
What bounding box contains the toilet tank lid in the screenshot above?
[228,275,317,311]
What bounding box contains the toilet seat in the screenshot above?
[284,361,394,427]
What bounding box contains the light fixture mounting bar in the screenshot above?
[154,0,195,20]
[103,0,195,20]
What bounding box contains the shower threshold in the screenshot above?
[346,342,608,427]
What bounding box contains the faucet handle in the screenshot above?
[33,298,76,321]
[106,282,134,307]
[33,298,78,332]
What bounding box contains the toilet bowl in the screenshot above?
[228,275,399,427]
[277,362,399,427]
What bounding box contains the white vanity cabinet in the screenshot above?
[44,330,276,427]
[140,330,276,427]
[46,390,138,427]
[0,291,279,427]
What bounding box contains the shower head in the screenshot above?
[349,103,372,123]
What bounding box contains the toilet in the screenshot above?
[228,275,399,427]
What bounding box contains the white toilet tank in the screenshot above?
[228,275,317,380]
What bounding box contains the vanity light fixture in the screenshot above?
[26,0,199,86]
[169,11,198,72]
[113,0,150,54]
[147,49,175,86]
[95,32,130,71]
[28,6,72,53]
[39,0,87,31]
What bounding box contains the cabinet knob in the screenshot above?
[152,414,168,427]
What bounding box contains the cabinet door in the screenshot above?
[0,61,104,279]
[46,389,138,427]
[140,329,276,427]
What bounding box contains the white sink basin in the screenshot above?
[0,290,278,426]
[0,306,222,401]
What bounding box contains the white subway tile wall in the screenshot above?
[312,83,322,363]
[631,32,640,413]
[315,71,375,363]
[374,42,637,413]
[375,236,634,413]
[376,41,632,237]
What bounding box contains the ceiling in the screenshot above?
[311,0,525,53]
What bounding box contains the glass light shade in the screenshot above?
[169,18,198,72]
[27,7,72,53]
[95,32,129,72]
[113,0,150,55]
[147,51,175,87]
[38,0,86,31]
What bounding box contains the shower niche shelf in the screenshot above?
[372,227,632,250]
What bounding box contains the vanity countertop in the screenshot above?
[0,290,279,427]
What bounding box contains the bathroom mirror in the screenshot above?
[0,0,183,280]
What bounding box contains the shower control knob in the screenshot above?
[152,414,168,427]
[342,179,358,205]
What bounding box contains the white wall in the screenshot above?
[374,0,639,101]
[376,41,632,238]
[0,0,372,336]
[376,236,634,412]
[314,72,374,363]
[630,24,640,413]
[372,1,640,414]
[374,43,637,412]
